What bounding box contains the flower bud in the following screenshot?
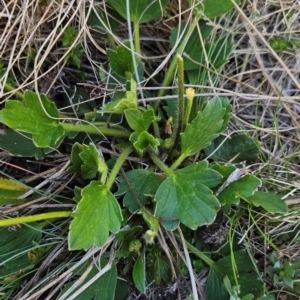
[143,230,157,245]
[186,88,195,101]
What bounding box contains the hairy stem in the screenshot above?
[157,16,201,99]
[177,55,185,135]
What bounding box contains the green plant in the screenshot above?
[0,67,288,299]
[269,36,293,53]
[0,0,290,299]
[61,25,84,68]
[267,252,300,293]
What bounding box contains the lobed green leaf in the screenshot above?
[133,131,160,155]
[107,41,136,78]
[175,161,223,188]
[154,162,221,231]
[0,90,64,148]
[218,174,262,205]
[68,143,107,182]
[125,107,157,132]
[80,143,108,182]
[100,79,137,114]
[181,97,230,157]
[69,181,123,250]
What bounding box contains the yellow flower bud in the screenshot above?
[186,88,195,101]
[143,230,157,245]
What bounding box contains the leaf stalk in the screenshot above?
[106,146,133,189]
[133,21,141,62]
[147,147,173,176]
[62,123,130,138]
[4,83,25,100]
[170,153,186,171]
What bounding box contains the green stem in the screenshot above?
[177,55,185,135]
[147,147,173,177]
[62,123,130,138]
[157,15,201,99]
[92,122,126,131]
[4,83,24,100]
[133,21,141,62]
[170,153,186,171]
[0,211,71,227]
[106,146,133,190]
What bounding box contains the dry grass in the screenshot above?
[1,0,300,299]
